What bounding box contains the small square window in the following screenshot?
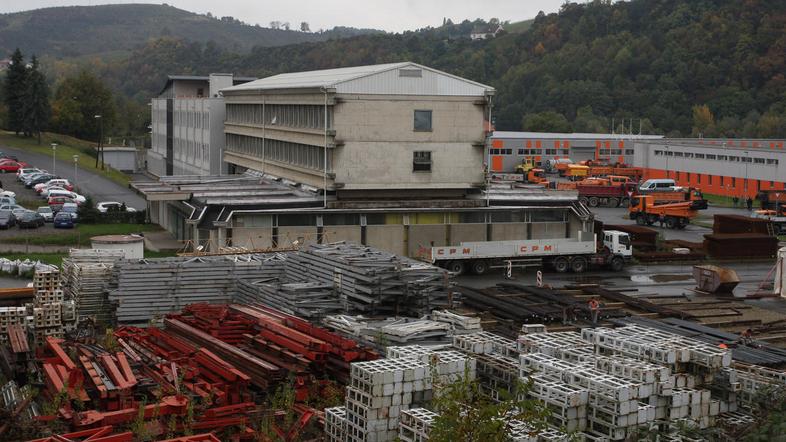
[414,110,432,132]
[413,151,432,172]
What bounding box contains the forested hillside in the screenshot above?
[5,0,786,138]
[0,4,381,58]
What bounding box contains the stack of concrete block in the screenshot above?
[325,406,348,442]
[453,331,518,358]
[0,307,30,344]
[32,269,63,305]
[398,408,438,442]
[344,357,433,442]
[474,352,520,401]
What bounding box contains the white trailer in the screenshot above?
[430,230,632,275]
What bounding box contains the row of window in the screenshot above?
[654,150,779,165]
[599,149,635,155]
[173,137,208,165]
[233,209,567,228]
[668,172,781,191]
[226,104,333,130]
[225,133,332,172]
[175,108,209,129]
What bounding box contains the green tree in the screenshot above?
[21,56,51,143]
[691,104,715,137]
[3,48,27,135]
[429,366,550,442]
[51,70,116,141]
[522,111,572,133]
[572,106,607,133]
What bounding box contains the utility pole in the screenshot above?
[51,143,57,174]
[73,155,79,186]
[94,115,102,168]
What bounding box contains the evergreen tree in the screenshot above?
[3,48,27,135]
[22,56,51,143]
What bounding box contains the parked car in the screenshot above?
[39,186,66,198]
[26,174,58,188]
[0,160,28,173]
[47,189,85,204]
[35,179,73,193]
[0,196,16,207]
[0,154,19,161]
[48,196,75,212]
[37,206,54,222]
[0,205,29,218]
[61,202,79,220]
[97,201,137,213]
[17,211,45,228]
[0,189,15,199]
[18,168,42,182]
[53,211,75,229]
[0,210,16,229]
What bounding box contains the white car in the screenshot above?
[35,178,72,193]
[40,186,67,198]
[97,201,137,213]
[17,168,42,181]
[0,189,15,199]
[47,189,86,204]
[0,204,29,217]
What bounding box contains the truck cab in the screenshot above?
[602,230,633,259]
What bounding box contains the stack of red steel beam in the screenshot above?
[115,326,252,406]
[174,304,257,345]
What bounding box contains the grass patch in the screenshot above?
[702,193,739,208]
[5,223,162,246]
[0,131,131,186]
[505,19,535,33]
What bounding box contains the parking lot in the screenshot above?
[0,172,79,237]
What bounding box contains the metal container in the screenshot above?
[693,264,740,293]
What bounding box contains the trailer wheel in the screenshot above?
[579,197,589,206]
[665,217,678,229]
[607,197,619,208]
[553,257,569,273]
[588,197,599,207]
[570,257,588,273]
[446,261,466,275]
[470,260,489,275]
[677,218,688,229]
[609,256,625,272]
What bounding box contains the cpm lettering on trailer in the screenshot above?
[435,247,473,256]
[519,244,553,253]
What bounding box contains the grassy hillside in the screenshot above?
[0,4,381,58]
[505,19,534,33]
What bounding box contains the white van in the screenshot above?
[639,179,677,192]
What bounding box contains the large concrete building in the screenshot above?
[148,74,255,177]
[220,62,494,199]
[134,63,597,255]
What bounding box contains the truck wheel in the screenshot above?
[665,217,677,229]
[635,214,646,225]
[607,197,619,208]
[470,260,489,275]
[609,256,625,272]
[579,197,589,206]
[571,257,588,273]
[588,197,599,207]
[446,261,466,275]
[646,215,657,226]
[620,198,630,208]
[677,219,688,229]
[553,257,569,273]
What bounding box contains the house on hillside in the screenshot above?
[470,23,504,40]
[0,59,11,71]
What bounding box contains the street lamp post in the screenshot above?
[94,115,103,169]
[744,151,749,197]
[73,155,79,185]
[51,143,57,174]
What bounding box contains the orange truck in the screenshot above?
[640,188,708,208]
[565,164,590,181]
[628,195,704,229]
[577,180,638,207]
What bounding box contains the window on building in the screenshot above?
[708,175,713,185]
[504,149,512,155]
[697,174,701,184]
[731,177,736,187]
[518,149,525,155]
[654,150,663,156]
[754,158,765,164]
[197,88,204,97]
[686,172,691,182]
[414,110,432,132]
[413,151,432,172]
[625,149,634,155]
[674,151,684,157]
[695,153,705,159]
[706,154,716,160]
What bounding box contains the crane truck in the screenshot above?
[429,230,632,275]
[628,195,704,229]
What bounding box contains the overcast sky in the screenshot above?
[0,0,565,32]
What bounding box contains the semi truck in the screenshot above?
[629,195,704,229]
[430,230,632,275]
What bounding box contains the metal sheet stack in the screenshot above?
[235,279,342,319]
[704,214,779,258]
[109,253,285,324]
[285,242,453,316]
[61,249,126,325]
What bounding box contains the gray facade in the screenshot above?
[220,62,494,196]
[148,73,255,177]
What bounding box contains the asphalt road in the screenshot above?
[0,145,146,210]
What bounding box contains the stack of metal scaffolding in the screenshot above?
[234,279,342,319]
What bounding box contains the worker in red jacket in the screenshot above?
[588,298,601,326]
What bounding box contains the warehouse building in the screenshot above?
[148,73,256,177]
[634,138,786,198]
[220,62,493,199]
[487,131,663,172]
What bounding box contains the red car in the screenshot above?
[0,160,28,173]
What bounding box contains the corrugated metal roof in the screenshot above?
[222,62,494,96]
[492,131,664,140]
